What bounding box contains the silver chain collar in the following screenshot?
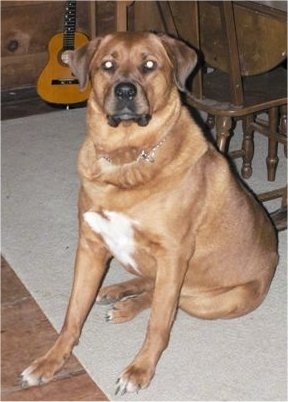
[97,133,170,165]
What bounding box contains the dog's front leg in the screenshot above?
[21,236,109,387]
[116,254,190,394]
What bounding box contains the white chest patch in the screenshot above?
[83,210,138,270]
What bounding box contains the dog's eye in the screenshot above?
[142,60,157,73]
[102,60,116,72]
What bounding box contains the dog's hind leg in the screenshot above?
[179,280,266,320]
[97,277,154,323]
[96,277,154,305]
[106,290,153,323]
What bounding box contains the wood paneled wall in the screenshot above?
[1,1,194,91]
[128,1,194,42]
[1,1,114,90]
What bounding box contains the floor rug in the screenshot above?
[2,108,287,401]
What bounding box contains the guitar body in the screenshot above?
[37,32,91,105]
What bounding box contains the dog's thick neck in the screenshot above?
[95,130,172,166]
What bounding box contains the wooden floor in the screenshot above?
[1,87,84,121]
[1,90,108,401]
[1,257,108,401]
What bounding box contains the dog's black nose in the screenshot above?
[115,82,137,101]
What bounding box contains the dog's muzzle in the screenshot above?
[107,82,151,127]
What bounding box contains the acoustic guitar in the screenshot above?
[37,0,91,105]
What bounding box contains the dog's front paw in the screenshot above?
[115,364,155,395]
[20,359,51,388]
[20,354,63,388]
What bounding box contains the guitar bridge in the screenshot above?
[51,79,79,85]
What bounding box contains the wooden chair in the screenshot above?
[113,1,287,229]
[157,1,287,230]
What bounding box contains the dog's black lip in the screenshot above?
[113,113,139,121]
[107,113,151,127]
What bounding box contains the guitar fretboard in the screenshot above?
[63,0,77,50]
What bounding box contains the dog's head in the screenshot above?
[65,32,197,127]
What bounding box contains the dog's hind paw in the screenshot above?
[105,295,144,324]
[96,284,136,305]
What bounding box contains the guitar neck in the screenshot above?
[63,0,77,51]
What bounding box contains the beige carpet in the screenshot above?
[2,108,287,401]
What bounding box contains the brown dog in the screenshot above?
[21,32,278,394]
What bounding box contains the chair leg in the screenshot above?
[269,186,287,232]
[216,116,233,153]
[279,105,287,157]
[281,186,287,208]
[241,114,254,179]
[266,107,279,182]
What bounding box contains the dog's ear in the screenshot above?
[63,38,102,90]
[158,34,198,92]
